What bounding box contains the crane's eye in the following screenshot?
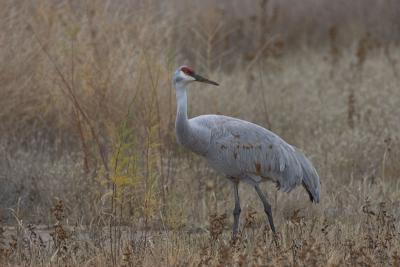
[181,67,194,76]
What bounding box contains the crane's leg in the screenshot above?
[254,184,276,234]
[232,179,241,238]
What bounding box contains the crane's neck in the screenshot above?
[175,83,190,142]
[176,83,188,122]
[175,83,211,156]
[174,83,210,156]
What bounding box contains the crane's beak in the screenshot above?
[193,73,219,86]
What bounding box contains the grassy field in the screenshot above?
[1,1,400,266]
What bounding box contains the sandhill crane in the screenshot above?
[173,66,320,238]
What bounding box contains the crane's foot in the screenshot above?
[231,230,242,245]
[272,232,279,247]
[263,225,280,248]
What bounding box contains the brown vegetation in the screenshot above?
[0,1,399,266]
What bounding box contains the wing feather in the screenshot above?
[191,115,320,200]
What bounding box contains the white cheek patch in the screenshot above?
[180,71,195,81]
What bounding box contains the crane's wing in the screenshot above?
[191,115,320,202]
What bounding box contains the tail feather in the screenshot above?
[303,181,316,202]
[294,148,321,203]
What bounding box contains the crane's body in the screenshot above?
[174,66,320,237]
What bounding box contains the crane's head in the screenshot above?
[173,66,219,87]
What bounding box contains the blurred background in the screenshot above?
[0,0,399,241]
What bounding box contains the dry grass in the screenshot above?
[0,1,400,266]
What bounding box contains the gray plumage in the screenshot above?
[173,66,321,238]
